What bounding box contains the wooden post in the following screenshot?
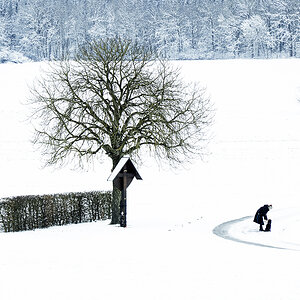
[120,169,127,227]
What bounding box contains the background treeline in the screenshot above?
[0,191,112,232]
[0,0,299,62]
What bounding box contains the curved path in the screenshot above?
[213,216,294,251]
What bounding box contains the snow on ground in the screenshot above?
[1,59,300,299]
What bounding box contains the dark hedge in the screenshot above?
[0,191,112,232]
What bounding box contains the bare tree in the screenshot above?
[29,38,213,225]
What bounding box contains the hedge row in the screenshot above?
[0,191,112,232]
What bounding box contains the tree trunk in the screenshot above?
[110,156,122,225]
[110,183,121,225]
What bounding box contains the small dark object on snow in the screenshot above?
[265,219,272,232]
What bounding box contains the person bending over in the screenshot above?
[253,204,272,231]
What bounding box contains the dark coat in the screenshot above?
[253,205,269,225]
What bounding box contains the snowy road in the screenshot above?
[213,213,300,251]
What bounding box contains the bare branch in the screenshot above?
[29,38,213,170]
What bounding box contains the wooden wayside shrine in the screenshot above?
[107,157,142,227]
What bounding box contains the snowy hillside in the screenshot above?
[1,59,300,299]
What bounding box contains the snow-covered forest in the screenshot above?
[0,0,299,62]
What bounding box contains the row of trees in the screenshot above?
[0,0,299,62]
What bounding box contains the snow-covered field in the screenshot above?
[1,59,300,299]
